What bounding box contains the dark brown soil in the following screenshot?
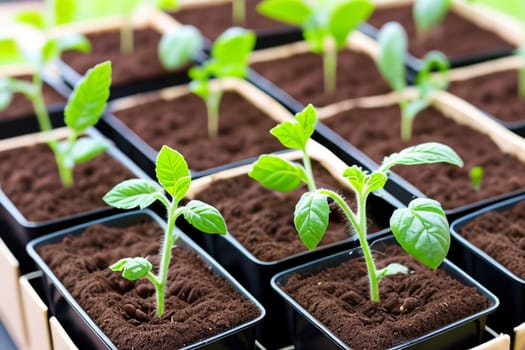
[367,4,514,59]
[38,220,260,350]
[459,201,525,279]
[0,143,133,222]
[171,0,292,41]
[113,91,283,171]
[322,105,525,210]
[281,244,489,349]
[0,75,65,121]
[61,28,170,87]
[449,69,525,123]
[251,49,391,107]
[191,162,386,261]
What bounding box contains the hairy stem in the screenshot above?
[302,147,317,192]
[206,89,223,138]
[399,100,413,142]
[323,37,337,95]
[232,0,246,25]
[319,189,380,302]
[120,16,134,55]
[155,203,184,317]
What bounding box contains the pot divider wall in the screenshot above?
[183,139,400,348]
[26,210,265,350]
[49,316,78,350]
[100,77,296,179]
[271,236,499,350]
[49,8,185,100]
[366,0,521,70]
[515,323,525,350]
[19,271,51,350]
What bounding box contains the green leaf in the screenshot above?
[0,38,22,65]
[257,0,313,25]
[52,0,77,25]
[380,142,464,173]
[14,11,46,29]
[414,0,451,32]
[248,155,306,192]
[110,257,152,281]
[376,262,409,280]
[390,198,450,269]
[329,0,374,49]
[303,17,326,53]
[103,179,162,209]
[69,137,108,164]
[183,200,227,235]
[0,78,13,111]
[294,191,330,250]
[469,165,483,191]
[376,21,407,92]
[155,145,190,199]
[270,104,317,150]
[365,172,388,194]
[212,27,255,67]
[158,25,202,70]
[342,166,366,193]
[416,50,450,92]
[65,61,112,132]
[156,0,179,10]
[188,79,209,100]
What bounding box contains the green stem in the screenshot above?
[319,189,380,302]
[205,89,223,138]
[302,147,316,192]
[399,100,412,142]
[323,37,337,95]
[155,203,184,317]
[232,0,246,25]
[120,16,134,55]
[519,67,525,99]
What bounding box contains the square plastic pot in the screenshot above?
[450,194,525,335]
[272,236,499,350]
[26,209,265,350]
[182,140,402,349]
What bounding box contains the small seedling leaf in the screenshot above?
[376,262,409,280]
[103,179,161,209]
[257,0,313,25]
[14,11,46,29]
[365,172,388,194]
[70,137,108,164]
[155,145,190,198]
[377,21,407,92]
[110,257,152,281]
[0,38,21,65]
[52,0,76,25]
[159,25,202,70]
[54,34,91,54]
[249,155,305,192]
[65,61,111,132]
[157,0,179,10]
[380,142,463,172]
[390,198,450,269]
[294,191,330,250]
[183,200,227,235]
[212,27,255,67]
[329,0,374,49]
[270,105,317,150]
[414,0,450,32]
[342,166,367,193]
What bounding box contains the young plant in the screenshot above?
[376,21,450,141]
[469,165,484,192]
[249,104,319,196]
[159,25,256,138]
[0,32,113,187]
[413,0,451,36]
[104,145,227,317]
[257,0,374,94]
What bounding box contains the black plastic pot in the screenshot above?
[0,128,150,274]
[450,194,525,335]
[181,164,402,349]
[271,236,499,350]
[26,210,265,350]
